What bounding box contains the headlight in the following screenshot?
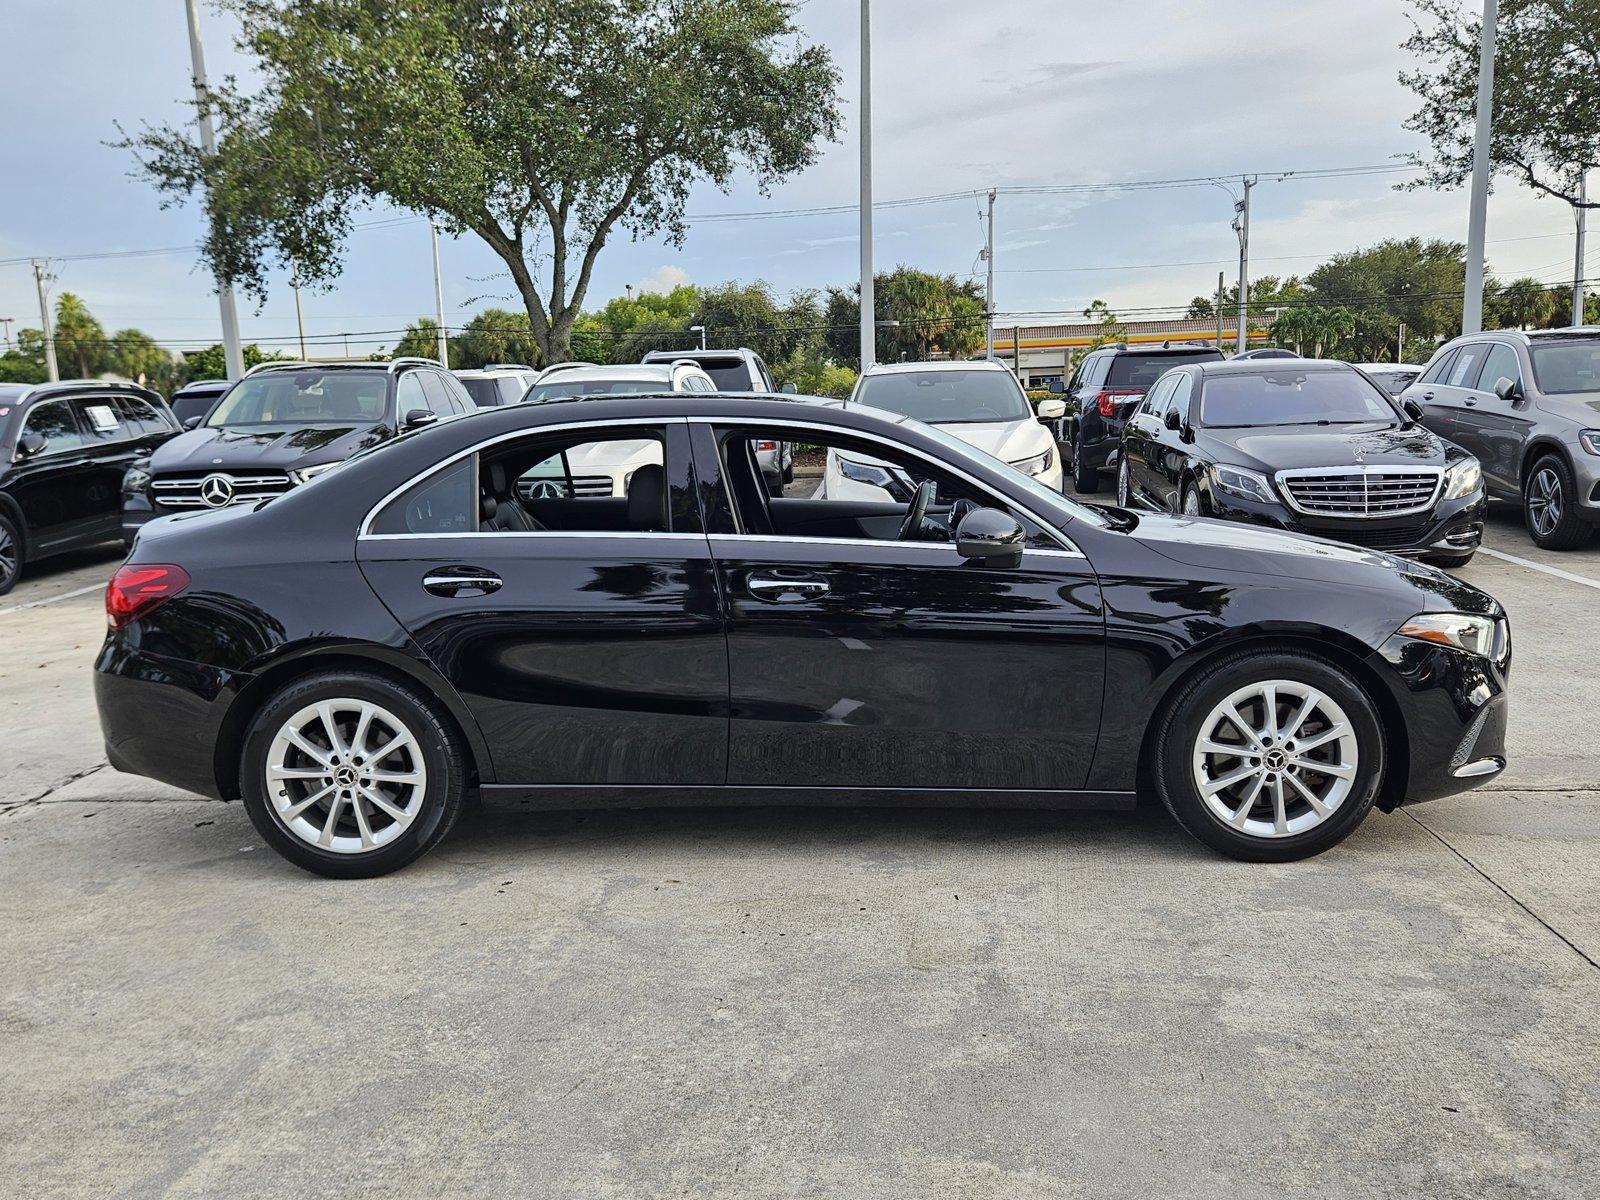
[288,461,343,485]
[1579,429,1600,456]
[1211,463,1275,504]
[836,453,912,500]
[1008,448,1054,477]
[1442,457,1482,499]
[121,460,152,496]
[1397,612,1507,660]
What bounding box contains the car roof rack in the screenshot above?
[477,362,535,372]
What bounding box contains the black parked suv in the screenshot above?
[122,358,474,545]
[1063,343,1225,492]
[167,379,230,427]
[0,380,180,595]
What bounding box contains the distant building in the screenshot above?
[991,318,1271,390]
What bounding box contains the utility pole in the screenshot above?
[983,188,996,359]
[1233,177,1254,356]
[291,273,308,361]
[32,260,59,382]
[857,0,876,372]
[430,221,450,367]
[0,318,13,350]
[184,0,245,380]
[1215,271,1225,351]
[1398,322,1406,363]
[1462,0,1497,334]
[1574,168,1589,327]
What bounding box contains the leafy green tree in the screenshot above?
[1302,239,1468,360]
[122,0,840,364]
[823,268,987,368]
[1188,275,1305,320]
[0,330,48,385]
[52,292,109,379]
[1492,277,1558,329]
[694,281,823,366]
[588,284,700,363]
[389,318,455,363]
[1402,1,1600,213]
[179,342,283,385]
[109,329,178,393]
[455,308,541,369]
[1081,299,1127,349]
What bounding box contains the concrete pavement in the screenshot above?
[2,504,1598,1197]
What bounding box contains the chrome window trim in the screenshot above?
[707,532,1085,561]
[358,416,682,537]
[14,397,90,461]
[1275,465,1444,520]
[692,415,1084,557]
[363,530,709,542]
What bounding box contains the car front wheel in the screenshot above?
[1180,484,1203,517]
[0,513,21,597]
[1524,454,1592,550]
[1117,459,1133,507]
[240,670,468,878]
[1153,650,1385,862]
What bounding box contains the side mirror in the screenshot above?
[15,431,47,459]
[955,507,1024,568]
[182,415,204,430]
[1402,398,1425,423]
[779,381,799,394]
[1493,376,1521,402]
[1163,408,1181,431]
[1035,398,1066,420]
[1047,381,1065,394]
[404,408,438,430]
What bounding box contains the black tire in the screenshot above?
[1523,453,1593,550]
[1073,441,1101,494]
[1421,551,1474,569]
[1152,649,1385,862]
[1116,458,1133,507]
[240,670,468,878]
[1180,483,1204,517]
[0,512,21,597]
[782,460,795,484]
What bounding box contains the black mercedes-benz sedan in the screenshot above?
[1117,359,1487,567]
[95,393,1511,877]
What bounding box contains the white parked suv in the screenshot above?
[831,360,1066,498]
[517,361,717,496]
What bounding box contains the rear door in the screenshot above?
[1149,371,1196,511]
[356,419,728,788]
[1407,348,1459,443]
[75,396,147,540]
[1123,374,1176,503]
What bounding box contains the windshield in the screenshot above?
[1200,370,1399,427]
[524,378,670,403]
[1529,341,1600,395]
[1107,351,1221,389]
[206,371,389,426]
[855,370,1031,424]
[1362,369,1419,396]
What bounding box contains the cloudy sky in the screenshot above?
[1,0,1589,357]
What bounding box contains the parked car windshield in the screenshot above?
[206,371,389,426]
[855,370,1030,424]
[1362,368,1420,396]
[1200,369,1399,427]
[524,378,670,403]
[1107,351,1221,389]
[1529,341,1600,395]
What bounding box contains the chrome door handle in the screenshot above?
[747,573,829,602]
[423,567,503,597]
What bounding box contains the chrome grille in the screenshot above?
[1277,467,1443,518]
[151,470,294,509]
[516,473,615,500]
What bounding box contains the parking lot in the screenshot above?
[3,496,1598,1197]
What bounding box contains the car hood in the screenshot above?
[148,422,390,472]
[1197,422,1449,473]
[930,418,1053,464]
[1124,509,1497,614]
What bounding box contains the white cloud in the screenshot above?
[633,265,691,295]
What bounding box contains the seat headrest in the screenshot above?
[488,460,509,494]
[626,463,668,532]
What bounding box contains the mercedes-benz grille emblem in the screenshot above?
[198,473,235,508]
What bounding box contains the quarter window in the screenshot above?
[117,394,175,436]
[1418,349,1457,385]
[418,371,459,417]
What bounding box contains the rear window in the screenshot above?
[695,359,756,391]
[1106,351,1222,390]
[1200,369,1399,427]
[524,378,669,403]
[461,377,524,407]
[855,369,1031,424]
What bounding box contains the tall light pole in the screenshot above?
[184,0,245,380]
[1462,0,1498,334]
[430,221,450,366]
[1573,168,1589,327]
[291,270,308,361]
[1232,177,1255,355]
[857,0,875,372]
[32,260,59,382]
[983,188,996,359]
[689,324,707,350]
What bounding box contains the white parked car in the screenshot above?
[516,361,717,496]
[830,360,1066,499]
[453,364,538,407]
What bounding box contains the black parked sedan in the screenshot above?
[96,393,1510,877]
[1118,359,1487,566]
[0,380,180,595]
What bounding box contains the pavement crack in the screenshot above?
[0,761,107,817]
[1405,809,1600,975]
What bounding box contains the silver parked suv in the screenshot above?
[1403,328,1600,550]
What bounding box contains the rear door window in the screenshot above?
[76,398,134,442]
[1418,349,1457,385]
[1446,344,1491,388]
[117,394,177,435]
[418,371,461,416]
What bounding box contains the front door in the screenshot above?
[1455,342,1533,498]
[693,420,1105,794]
[9,397,96,554]
[356,419,728,786]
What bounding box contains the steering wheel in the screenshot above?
[898,479,937,541]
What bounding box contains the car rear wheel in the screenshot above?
[1153,650,1385,862]
[1116,459,1132,507]
[1524,454,1592,550]
[0,513,21,597]
[240,671,467,878]
[1073,441,1101,494]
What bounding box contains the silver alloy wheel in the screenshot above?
[1182,487,1202,516]
[1527,466,1562,537]
[0,524,16,588]
[265,698,427,854]
[1117,459,1132,507]
[1191,679,1359,839]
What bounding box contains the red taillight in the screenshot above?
[1094,388,1142,418]
[106,564,190,629]
[755,440,777,452]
